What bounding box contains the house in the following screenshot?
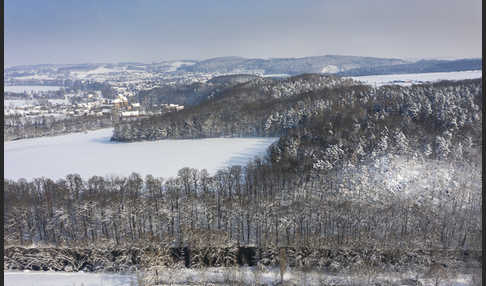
[121,110,140,117]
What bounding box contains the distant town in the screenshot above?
[3,61,219,123]
[4,90,184,122]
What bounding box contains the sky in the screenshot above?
[4,0,482,66]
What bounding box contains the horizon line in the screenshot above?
[4,55,482,69]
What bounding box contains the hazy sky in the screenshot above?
[5,0,482,66]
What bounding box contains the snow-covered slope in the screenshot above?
[336,154,481,204]
[4,268,476,286]
[69,66,121,78]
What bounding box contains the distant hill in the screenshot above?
[338,58,482,76]
[8,56,480,79]
[178,55,407,75]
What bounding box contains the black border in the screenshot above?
[1,0,5,277]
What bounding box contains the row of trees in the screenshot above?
[4,151,481,250]
[4,114,113,141]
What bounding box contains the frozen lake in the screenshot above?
[4,128,278,180]
[350,70,482,86]
[4,85,63,93]
[4,271,137,286]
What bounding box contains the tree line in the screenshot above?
[4,114,113,141]
[4,152,481,250]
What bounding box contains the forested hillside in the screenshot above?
[5,77,482,249]
[112,74,357,141]
[4,76,481,280]
[177,55,406,74]
[112,76,482,154]
[136,74,260,108]
[4,150,481,249]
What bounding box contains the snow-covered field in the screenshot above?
[4,100,37,108]
[4,268,477,286]
[4,271,137,286]
[350,70,482,86]
[4,128,278,180]
[13,74,56,80]
[141,267,476,286]
[262,73,291,78]
[321,64,340,73]
[4,98,68,108]
[4,85,62,93]
[164,61,196,72]
[69,66,121,78]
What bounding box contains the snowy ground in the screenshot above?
[262,73,290,78]
[350,70,482,86]
[4,128,278,180]
[321,64,340,73]
[69,66,121,79]
[4,85,62,93]
[163,61,196,72]
[12,74,56,80]
[4,100,38,108]
[4,268,477,286]
[143,267,476,286]
[4,98,68,108]
[4,271,137,286]
[336,154,481,203]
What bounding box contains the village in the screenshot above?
[3,61,242,125]
[4,87,184,124]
